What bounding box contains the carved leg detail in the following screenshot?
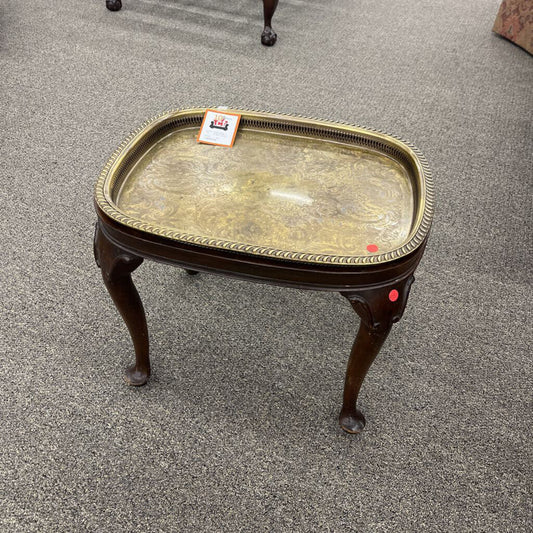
[339,276,415,433]
[94,223,150,386]
[261,0,279,46]
[106,0,122,11]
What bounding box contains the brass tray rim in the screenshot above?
[94,108,434,266]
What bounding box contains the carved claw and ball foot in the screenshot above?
[261,27,277,46]
[94,223,151,387]
[339,276,414,433]
[106,0,122,11]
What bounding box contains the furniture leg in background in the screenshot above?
[105,0,280,46]
[261,0,279,46]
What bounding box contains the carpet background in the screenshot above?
[1,1,531,531]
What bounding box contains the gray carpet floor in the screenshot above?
[1,0,531,531]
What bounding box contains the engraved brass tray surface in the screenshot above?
[95,109,433,265]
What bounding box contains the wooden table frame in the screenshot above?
[94,214,427,434]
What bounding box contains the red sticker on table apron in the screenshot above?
[389,289,399,302]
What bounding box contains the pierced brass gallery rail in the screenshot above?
[95,108,433,265]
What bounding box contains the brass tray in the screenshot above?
[95,108,433,265]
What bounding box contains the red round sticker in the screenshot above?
[389,289,399,302]
[366,244,379,253]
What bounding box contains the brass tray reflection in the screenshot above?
[95,109,433,265]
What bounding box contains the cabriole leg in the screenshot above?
[94,222,150,386]
[339,276,414,433]
[339,322,392,433]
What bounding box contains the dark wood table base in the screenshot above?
[94,218,423,433]
[106,0,280,46]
